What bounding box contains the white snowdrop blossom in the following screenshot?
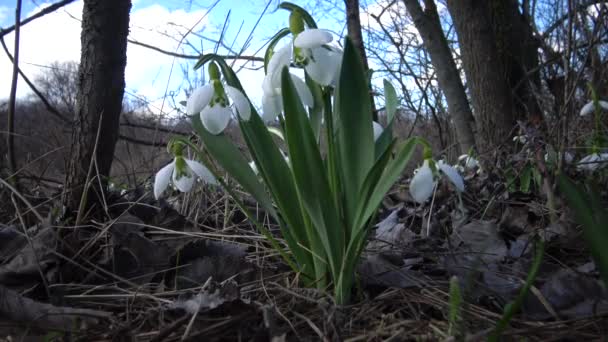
[513,135,527,144]
[579,100,608,116]
[372,121,383,141]
[409,160,436,204]
[187,63,251,134]
[544,151,574,165]
[409,159,465,204]
[457,154,480,171]
[154,157,217,199]
[577,153,608,172]
[261,62,314,122]
[293,29,343,86]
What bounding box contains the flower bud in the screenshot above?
[208,62,221,81]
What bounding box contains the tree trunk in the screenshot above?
[488,0,542,124]
[344,0,377,118]
[446,0,515,149]
[62,0,131,216]
[403,0,476,153]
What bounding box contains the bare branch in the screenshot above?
[6,0,23,184]
[127,38,264,63]
[0,0,76,38]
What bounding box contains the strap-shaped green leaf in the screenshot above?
[334,37,375,229]
[354,138,419,229]
[191,116,277,220]
[263,28,291,73]
[383,79,398,124]
[281,66,343,276]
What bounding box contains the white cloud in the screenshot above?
[0,1,217,116]
[0,5,9,25]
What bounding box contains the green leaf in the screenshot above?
[559,176,608,287]
[263,28,291,73]
[520,164,532,193]
[383,79,398,124]
[334,36,375,229]
[355,138,418,229]
[191,117,276,218]
[281,66,343,277]
[306,73,324,141]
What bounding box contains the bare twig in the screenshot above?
[127,38,264,63]
[0,0,76,38]
[6,0,22,184]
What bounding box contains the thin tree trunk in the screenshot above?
[403,0,476,153]
[62,0,131,216]
[446,0,515,149]
[344,0,377,119]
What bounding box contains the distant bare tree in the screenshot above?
[33,61,79,115]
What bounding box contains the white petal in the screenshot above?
[267,45,292,87]
[262,92,283,122]
[249,161,259,175]
[200,105,231,134]
[290,74,314,108]
[409,161,436,203]
[294,29,333,49]
[186,84,213,115]
[563,152,574,164]
[580,100,608,116]
[172,169,195,193]
[225,85,251,121]
[438,160,465,192]
[372,121,383,141]
[154,161,175,199]
[577,153,600,171]
[305,46,342,86]
[185,159,217,185]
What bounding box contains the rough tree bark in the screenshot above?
[446,0,515,149]
[344,0,377,118]
[488,0,541,124]
[62,0,131,216]
[402,0,476,153]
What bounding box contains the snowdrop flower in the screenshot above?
[457,154,480,171]
[577,153,608,172]
[579,100,608,116]
[409,160,436,203]
[372,121,383,141]
[154,156,217,199]
[409,158,465,204]
[513,135,527,144]
[187,62,251,134]
[261,12,343,122]
[262,67,313,122]
[544,151,574,165]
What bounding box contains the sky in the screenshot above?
[0,0,355,117]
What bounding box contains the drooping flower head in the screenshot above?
[409,148,465,204]
[154,141,217,199]
[261,11,343,122]
[187,62,251,134]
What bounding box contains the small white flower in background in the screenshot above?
[579,100,608,116]
[187,62,251,134]
[544,151,574,165]
[372,121,383,141]
[409,160,436,204]
[577,153,608,172]
[409,158,465,204]
[154,156,217,199]
[513,135,527,144]
[457,154,480,171]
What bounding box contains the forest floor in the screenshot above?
[0,155,607,341]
